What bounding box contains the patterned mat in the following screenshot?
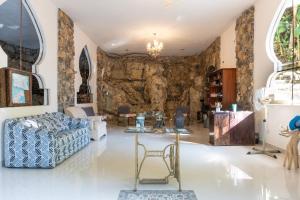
[118,190,197,200]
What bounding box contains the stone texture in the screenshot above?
[194,37,221,106]
[97,49,204,122]
[235,6,254,110]
[198,37,221,71]
[145,74,167,111]
[95,5,256,121]
[189,87,201,120]
[57,9,75,112]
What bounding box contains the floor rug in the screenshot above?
[118,190,197,200]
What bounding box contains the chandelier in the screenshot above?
[146,33,163,58]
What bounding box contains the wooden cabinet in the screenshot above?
[209,111,255,146]
[207,68,236,110]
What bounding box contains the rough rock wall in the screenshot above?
[196,37,221,105]
[57,9,75,112]
[97,48,203,122]
[235,6,254,110]
[198,37,221,71]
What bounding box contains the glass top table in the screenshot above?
[125,126,190,135]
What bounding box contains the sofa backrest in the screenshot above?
[6,112,72,133]
[65,107,87,118]
[75,103,98,113]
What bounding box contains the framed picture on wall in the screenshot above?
[6,68,32,107]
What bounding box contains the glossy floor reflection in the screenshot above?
[0,125,299,200]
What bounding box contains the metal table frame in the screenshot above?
[134,128,181,191]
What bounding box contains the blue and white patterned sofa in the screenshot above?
[4,112,91,168]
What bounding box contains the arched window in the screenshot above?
[0,0,48,107]
[77,46,92,104]
[267,0,300,104]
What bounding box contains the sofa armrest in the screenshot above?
[99,115,107,121]
[4,120,56,168]
[88,116,104,122]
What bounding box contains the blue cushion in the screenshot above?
[82,107,95,116]
[289,116,300,130]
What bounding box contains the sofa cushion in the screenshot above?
[54,128,90,163]
[20,113,69,133]
[65,107,87,118]
[55,130,84,146]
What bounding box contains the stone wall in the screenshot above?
[195,37,221,105]
[57,9,75,112]
[235,6,254,110]
[198,37,221,71]
[97,48,203,122]
[96,5,255,119]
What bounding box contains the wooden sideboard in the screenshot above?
[209,111,255,146]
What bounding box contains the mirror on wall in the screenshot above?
[0,0,48,107]
[77,47,93,104]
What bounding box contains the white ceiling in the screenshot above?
[51,0,257,56]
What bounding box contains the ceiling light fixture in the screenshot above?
[164,0,181,7]
[146,33,164,58]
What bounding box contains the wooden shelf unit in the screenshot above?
[207,68,236,110]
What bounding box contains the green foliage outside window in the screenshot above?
[274,5,300,69]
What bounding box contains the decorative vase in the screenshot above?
[136,113,145,129]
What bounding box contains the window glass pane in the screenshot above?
[20,0,40,72]
[293,69,300,103]
[0,0,40,71]
[0,0,21,68]
[268,69,300,103]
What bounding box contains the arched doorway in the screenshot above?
[77,46,92,104]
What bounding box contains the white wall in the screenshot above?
[267,104,300,154]
[74,24,98,111]
[220,21,236,68]
[0,0,58,162]
[0,46,7,68]
[254,0,281,91]
[253,0,298,152]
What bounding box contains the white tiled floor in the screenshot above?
[0,125,300,200]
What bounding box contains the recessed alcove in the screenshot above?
[77,46,93,104]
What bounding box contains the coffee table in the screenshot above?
[130,127,182,191]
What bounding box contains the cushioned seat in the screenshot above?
[55,128,90,164]
[65,105,107,140]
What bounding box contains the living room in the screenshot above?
[0,0,300,199]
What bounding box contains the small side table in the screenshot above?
[133,128,182,191]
